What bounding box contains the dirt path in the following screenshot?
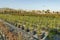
[0,21,23,40]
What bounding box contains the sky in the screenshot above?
[0,0,60,11]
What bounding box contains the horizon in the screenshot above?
[0,0,60,11]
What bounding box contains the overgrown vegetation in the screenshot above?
[0,8,60,39]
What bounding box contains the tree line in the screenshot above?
[0,8,60,16]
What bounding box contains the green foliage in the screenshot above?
[0,14,60,32]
